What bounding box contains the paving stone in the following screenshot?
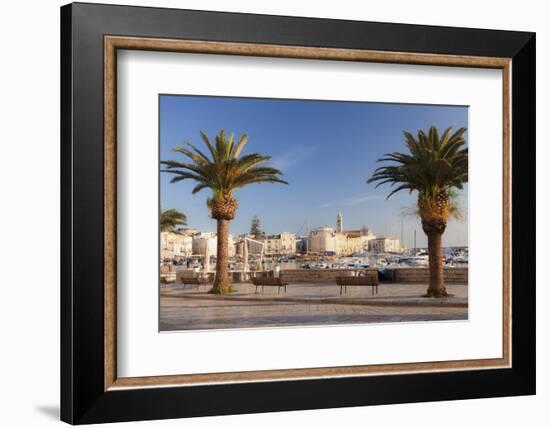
[159,281,468,331]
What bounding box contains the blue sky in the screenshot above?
[160,95,468,248]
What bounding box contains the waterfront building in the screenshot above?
[160,231,193,260]
[235,232,297,256]
[261,232,297,256]
[341,227,376,254]
[192,232,235,257]
[234,234,264,256]
[192,232,216,256]
[369,236,403,253]
[308,213,376,256]
[308,226,337,254]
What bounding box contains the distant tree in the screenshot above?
[250,215,265,239]
[160,208,187,233]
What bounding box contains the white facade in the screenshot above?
[262,232,297,256]
[235,235,264,256]
[369,237,403,253]
[308,214,377,256]
[160,232,193,260]
[247,238,265,256]
[192,232,235,257]
[343,227,376,254]
[308,226,337,254]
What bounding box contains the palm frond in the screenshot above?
[161,130,288,205]
[367,125,468,202]
[160,208,187,232]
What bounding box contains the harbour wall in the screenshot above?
[279,269,378,283]
[279,268,467,283]
[173,267,468,284]
[383,268,468,284]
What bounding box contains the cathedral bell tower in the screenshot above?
[336,212,344,233]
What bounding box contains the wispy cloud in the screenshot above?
[319,194,383,208]
[270,146,317,171]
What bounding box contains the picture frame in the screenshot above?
[60,2,535,424]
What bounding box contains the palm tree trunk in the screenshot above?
[211,219,231,293]
[426,232,447,297]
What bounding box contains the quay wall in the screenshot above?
[387,267,468,284]
[173,267,468,284]
[280,269,378,283]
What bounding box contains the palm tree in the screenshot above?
[368,126,468,297]
[160,208,187,233]
[161,130,287,294]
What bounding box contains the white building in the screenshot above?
[160,231,193,260]
[308,226,337,254]
[308,213,376,256]
[369,237,403,253]
[235,232,297,256]
[192,232,235,257]
[234,234,264,256]
[262,232,297,256]
[337,228,376,255]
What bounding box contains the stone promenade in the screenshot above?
[160,282,468,331]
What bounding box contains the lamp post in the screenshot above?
[203,245,210,281]
[243,238,249,273]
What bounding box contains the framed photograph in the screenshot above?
[61,2,535,424]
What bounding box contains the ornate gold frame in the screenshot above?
[104,36,512,391]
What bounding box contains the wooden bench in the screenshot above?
[181,276,210,289]
[335,275,379,295]
[251,277,288,294]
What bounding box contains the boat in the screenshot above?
[400,255,429,266]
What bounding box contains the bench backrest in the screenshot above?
[335,275,378,285]
[181,277,202,284]
[251,277,284,286]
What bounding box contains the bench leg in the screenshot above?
[372,286,374,296]
[262,285,264,292]
[340,285,342,296]
[285,285,287,293]
[278,286,280,295]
